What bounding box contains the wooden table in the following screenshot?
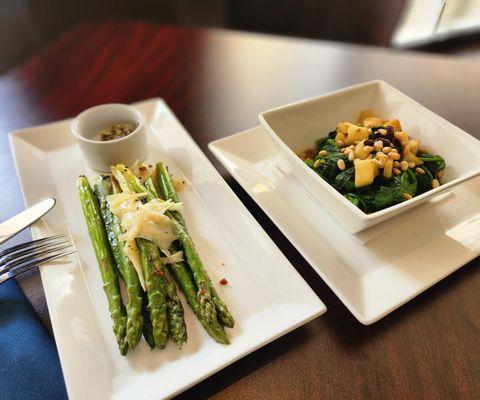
[1,20,479,399]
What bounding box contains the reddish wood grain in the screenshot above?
[1,20,479,400]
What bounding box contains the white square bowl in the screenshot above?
[259,80,480,233]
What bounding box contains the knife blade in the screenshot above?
[0,198,56,245]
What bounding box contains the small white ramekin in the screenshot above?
[71,103,148,172]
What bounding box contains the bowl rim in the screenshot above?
[70,103,145,145]
[259,80,480,221]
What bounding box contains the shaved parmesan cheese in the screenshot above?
[107,194,182,253]
[123,239,146,290]
[160,251,184,265]
[107,192,146,219]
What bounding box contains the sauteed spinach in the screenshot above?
[301,112,446,213]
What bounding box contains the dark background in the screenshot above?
[2,1,480,80]
[0,0,407,73]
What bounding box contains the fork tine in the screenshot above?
[0,243,74,273]
[0,249,77,284]
[0,234,66,258]
[0,239,71,265]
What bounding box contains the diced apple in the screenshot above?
[354,140,373,160]
[354,158,376,188]
[336,122,351,134]
[346,125,370,145]
[335,132,346,145]
[363,117,384,129]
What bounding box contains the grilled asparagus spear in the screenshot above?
[136,238,169,348]
[156,162,234,328]
[94,175,144,349]
[77,175,128,355]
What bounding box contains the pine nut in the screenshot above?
[400,161,409,171]
[337,140,344,147]
[408,161,416,169]
[393,161,400,168]
[437,170,445,179]
[403,192,412,200]
[382,146,392,154]
[391,148,399,153]
[388,152,401,160]
[378,128,387,136]
[383,159,393,178]
[337,159,346,170]
[375,152,387,160]
[432,179,440,188]
[313,159,321,168]
[348,151,355,162]
[415,167,425,174]
[318,150,328,157]
[393,168,401,175]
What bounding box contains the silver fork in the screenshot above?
[0,234,76,284]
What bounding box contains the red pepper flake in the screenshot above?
[152,269,164,277]
[219,278,228,285]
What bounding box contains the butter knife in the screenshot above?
[0,198,56,245]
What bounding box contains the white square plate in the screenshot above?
[209,125,480,324]
[9,99,326,400]
[259,81,480,233]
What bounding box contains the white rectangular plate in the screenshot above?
[209,126,480,324]
[9,99,326,400]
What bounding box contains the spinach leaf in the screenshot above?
[417,152,445,173]
[314,137,329,151]
[396,168,418,196]
[344,193,367,210]
[415,165,434,195]
[353,170,418,213]
[308,139,349,183]
[372,185,396,210]
[334,167,355,193]
[316,138,341,153]
[304,158,315,168]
